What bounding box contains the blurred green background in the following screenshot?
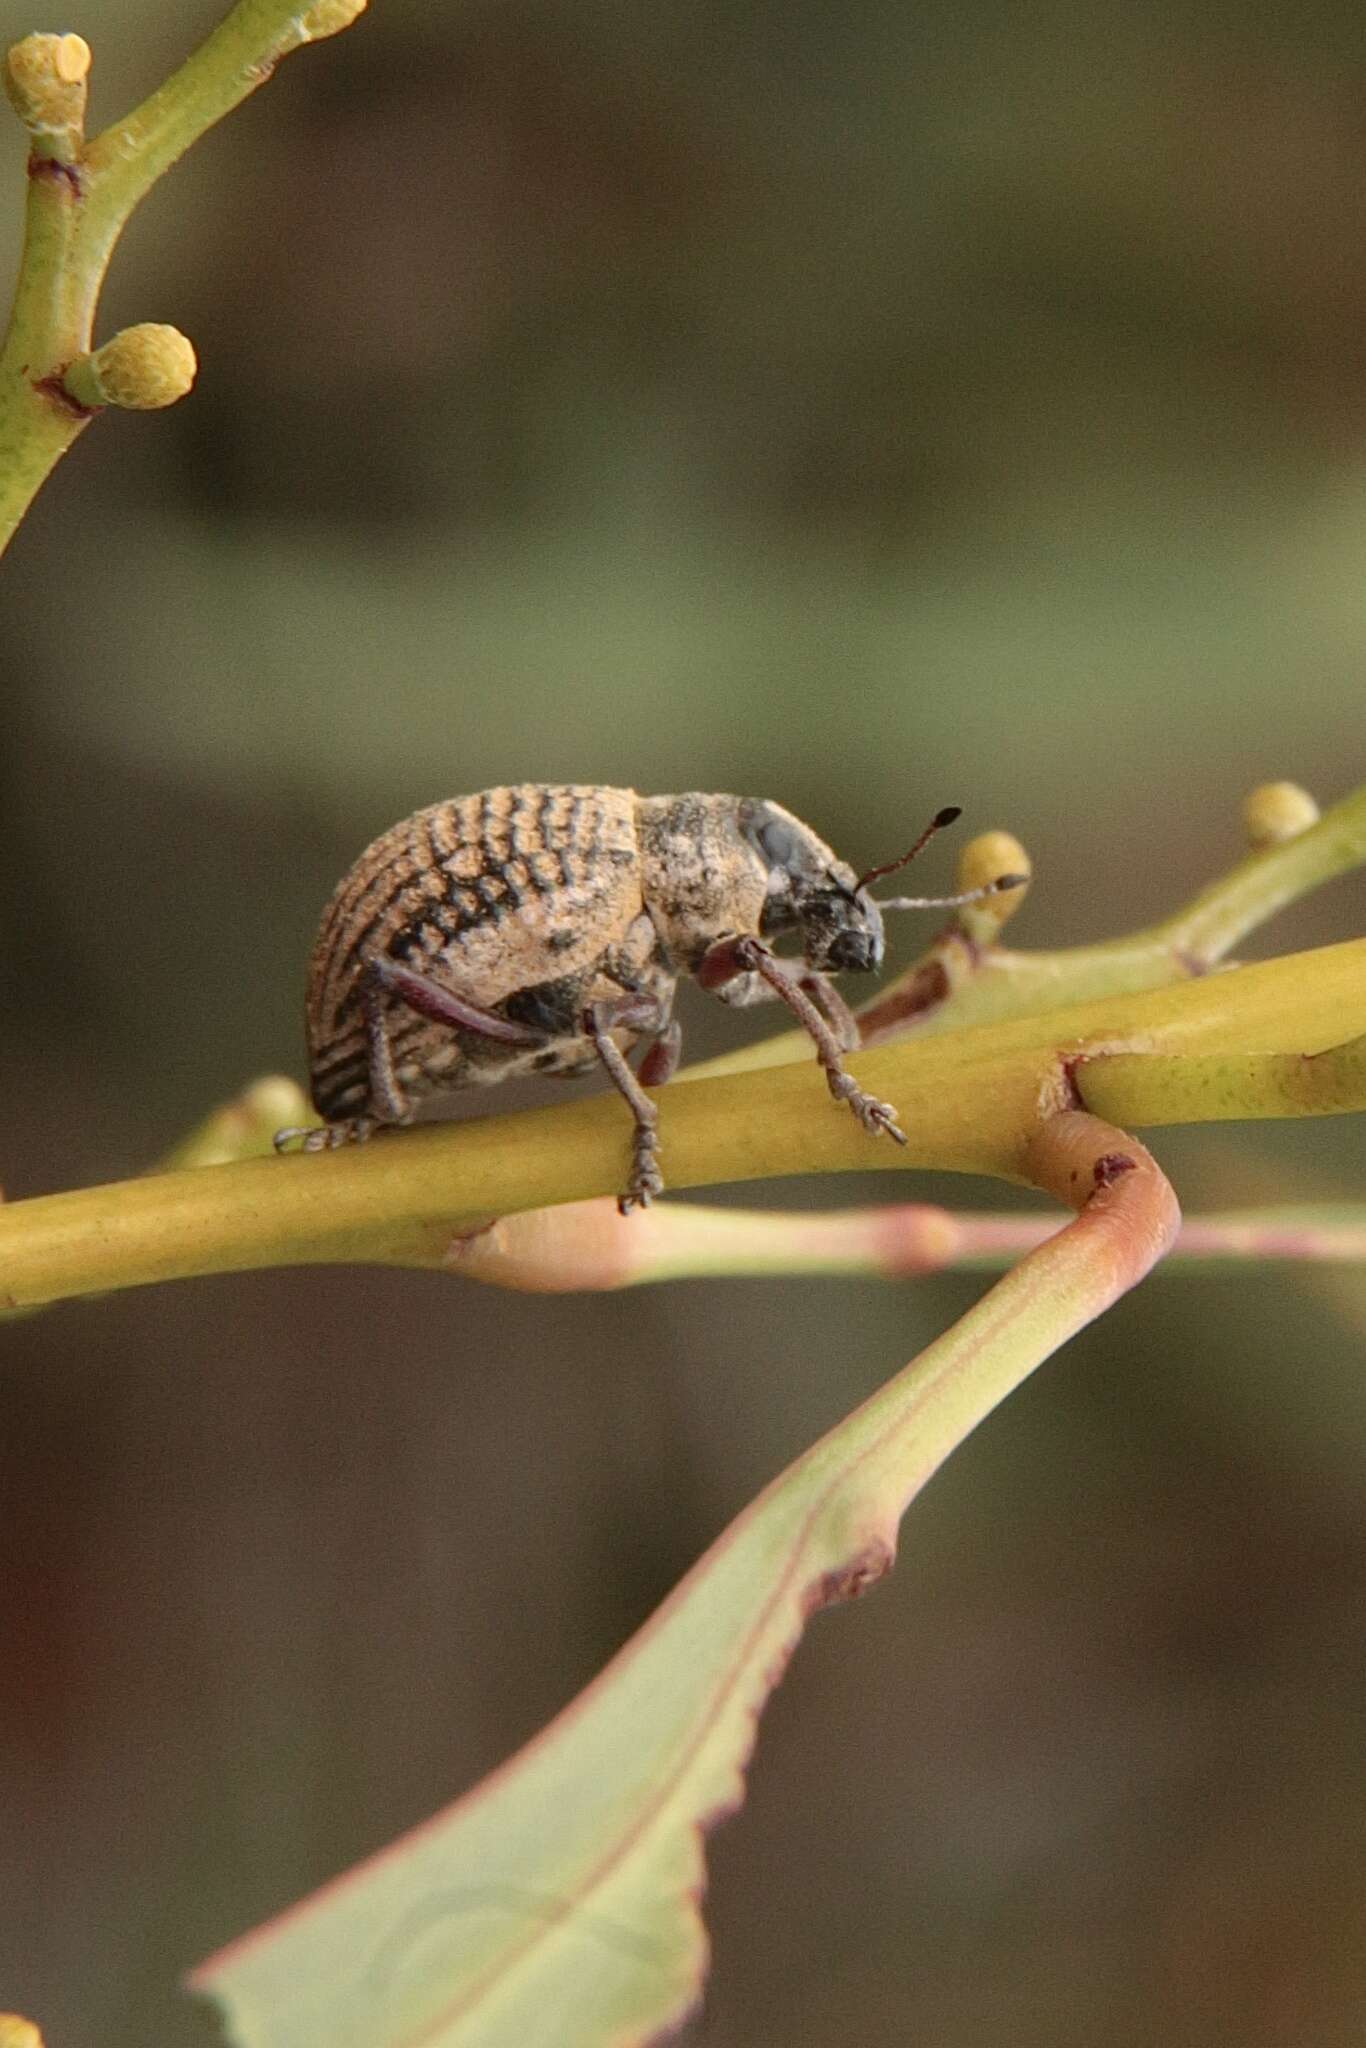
[3,0,1366,2042]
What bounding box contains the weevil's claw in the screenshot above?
[274,1117,376,1154]
[857,1095,908,1145]
[825,1073,908,1145]
[618,1127,665,1214]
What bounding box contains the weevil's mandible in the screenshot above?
[277,787,1023,1211]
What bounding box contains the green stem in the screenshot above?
[0,0,365,555]
[0,166,93,535]
[2,163,83,358]
[1170,790,1366,964]
[452,1195,1366,1292]
[945,1206,1366,1273]
[2,940,1362,1313]
[1079,1032,1366,1127]
[80,2,341,256]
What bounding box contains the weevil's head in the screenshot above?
[739,800,886,976]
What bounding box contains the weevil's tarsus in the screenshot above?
[273,1115,376,1154]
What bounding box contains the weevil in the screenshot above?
[277,786,1021,1211]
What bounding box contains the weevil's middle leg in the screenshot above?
[584,995,674,1213]
[698,935,907,1146]
[638,1018,683,1088]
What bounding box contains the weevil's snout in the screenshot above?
[826,921,881,973]
[803,886,885,976]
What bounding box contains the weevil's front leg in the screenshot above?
[697,935,907,1146]
[795,972,860,1053]
[276,954,546,1155]
[583,994,674,1213]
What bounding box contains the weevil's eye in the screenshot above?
[740,803,803,875]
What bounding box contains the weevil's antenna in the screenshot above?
[858,806,1027,910]
[877,872,1029,912]
[854,804,962,897]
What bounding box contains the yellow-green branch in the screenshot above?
[449,1195,1366,1291]
[2,940,1362,1313]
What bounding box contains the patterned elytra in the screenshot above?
[306,786,654,1119]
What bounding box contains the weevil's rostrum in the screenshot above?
[283,783,1014,1211]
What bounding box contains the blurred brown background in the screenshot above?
[2,0,1366,2042]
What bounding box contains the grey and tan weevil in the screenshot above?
[276,786,1023,1211]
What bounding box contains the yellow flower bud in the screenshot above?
[4,32,90,144]
[0,2016,44,2048]
[242,1075,312,1128]
[955,829,1030,941]
[956,829,1030,898]
[64,324,198,411]
[1241,781,1319,848]
[299,0,369,39]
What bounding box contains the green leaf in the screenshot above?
[189,1114,1177,2047]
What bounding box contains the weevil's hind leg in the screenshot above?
[365,953,547,1047]
[276,960,413,1148]
[362,950,549,1121]
[699,935,908,1146]
[584,995,673,1213]
[360,956,412,1125]
[276,954,547,1158]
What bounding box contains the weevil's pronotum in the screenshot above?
[277,786,1023,1211]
